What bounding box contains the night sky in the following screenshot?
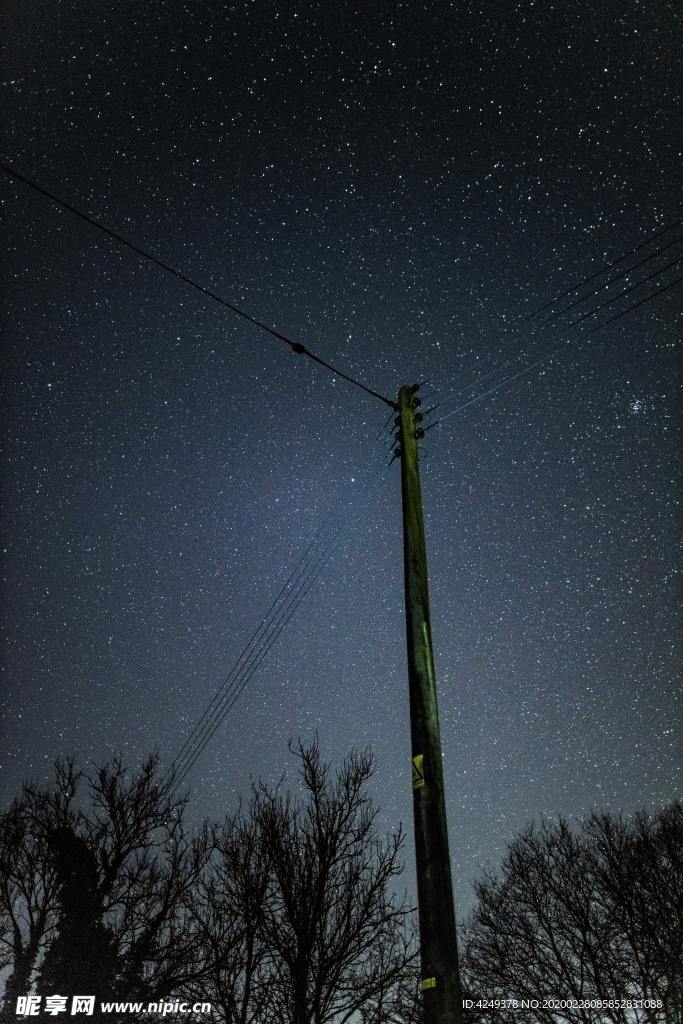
[2,1,681,916]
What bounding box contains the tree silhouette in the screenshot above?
[38,827,117,1008]
[1,743,420,1024]
[183,803,274,1024]
[253,739,417,1024]
[185,739,418,1024]
[0,760,77,1022]
[0,755,212,1019]
[461,802,682,1024]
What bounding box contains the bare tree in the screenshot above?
[2,743,420,1024]
[0,760,79,1021]
[250,739,416,1024]
[79,754,213,1001]
[184,739,417,1024]
[584,803,682,1023]
[0,754,213,1017]
[356,920,423,1024]
[461,802,682,1024]
[182,805,274,1024]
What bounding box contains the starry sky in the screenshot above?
[1,0,681,916]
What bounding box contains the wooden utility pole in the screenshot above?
[396,383,463,1024]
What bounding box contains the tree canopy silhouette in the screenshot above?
[0,754,212,1022]
[7,745,677,1024]
[0,743,419,1024]
[461,802,682,1024]
[185,738,419,1024]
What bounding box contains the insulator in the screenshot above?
[413,397,422,407]
[415,428,425,439]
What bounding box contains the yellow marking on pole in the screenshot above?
[411,753,425,789]
[420,977,437,990]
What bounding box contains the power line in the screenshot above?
[168,449,392,789]
[544,235,682,324]
[168,407,397,782]
[423,314,580,424]
[170,514,343,786]
[1,160,395,409]
[423,358,524,414]
[421,319,569,426]
[426,273,680,430]
[586,272,683,335]
[425,347,566,429]
[566,255,682,327]
[171,534,337,790]
[428,243,683,426]
[170,523,329,781]
[519,216,683,322]
[171,465,389,790]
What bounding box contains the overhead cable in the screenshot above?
[428,232,682,426]
[544,235,682,324]
[586,272,683,335]
[566,255,682,326]
[426,274,680,430]
[168,444,392,789]
[171,534,338,790]
[0,161,395,409]
[424,346,567,428]
[519,216,683,321]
